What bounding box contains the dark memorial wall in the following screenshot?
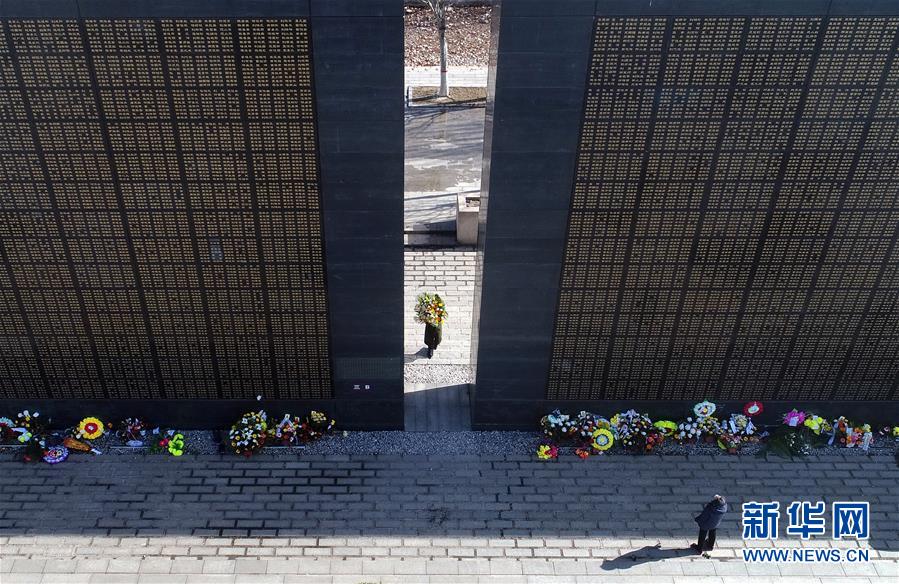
[0,18,330,400]
[0,0,403,429]
[550,15,899,403]
[473,0,899,429]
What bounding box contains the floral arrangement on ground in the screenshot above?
[0,408,342,462]
[0,411,192,463]
[227,409,338,457]
[537,402,899,460]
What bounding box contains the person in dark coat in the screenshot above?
[691,495,727,553]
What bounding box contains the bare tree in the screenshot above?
[423,0,449,97]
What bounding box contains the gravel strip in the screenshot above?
[96,430,220,455]
[301,431,539,456]
[3,430,894,459]
[404,363,474,385]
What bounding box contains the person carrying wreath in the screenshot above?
[691,494,727,554]
[414,292,447,359]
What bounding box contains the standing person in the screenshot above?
[691,494,727,553]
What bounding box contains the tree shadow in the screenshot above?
[601,544,698,570]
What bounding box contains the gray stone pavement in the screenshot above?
[404,383,472,431]
[405,106,486,228]
[0,452,897,583]
[404,248,475,365]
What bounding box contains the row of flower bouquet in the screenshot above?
[0,408,339,463]
[769,409,897,457]
[227,409,336,457]
[0,411,186,464]
[537,401,899,459]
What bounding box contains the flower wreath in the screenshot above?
[536,443,558,460]
[693,401,717,418]
[653,420,677,436]
[43,445,69,465]
[591,428,614,451]
[77,417,105,440]
[167,433,186,456]
[743,401,763,417]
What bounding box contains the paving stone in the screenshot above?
[519,559,554,576]
[714,562,752,577]
[169,559,203,574]
[40,575,91,584]
[3,454,898,582]
[297,559,331,575]
[329,559,363,575]
[473,576,527,584]
[488,559,524,575]
[105,559,141,574]
[10,560,46,573]
[202,560,236,574]
[232,577,283,584]
[3,574,44,584]
[428,577,477,584]
[73,560,108,574]
[426,559,460,575]
[266,560,301,575]
[88,576,140,584]
[551,560,588,576]
[41,560,74,574]
[649,561,686,575]
[168,576,236,584]
[136,559,170,574]
[358,559,395,575]
[233,559,267,574]
[282,577,328,584]
[393,559,427,574]
[136,576,188,584]
[456,559,490,575]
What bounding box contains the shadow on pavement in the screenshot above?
[601,544,698,569]
[0,452,896,556]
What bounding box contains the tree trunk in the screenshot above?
[438,21,448,97]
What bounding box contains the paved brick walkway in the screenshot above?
[404,248,475,365]
[1,452,896,583]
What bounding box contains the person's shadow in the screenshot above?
[601,544,697,570]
